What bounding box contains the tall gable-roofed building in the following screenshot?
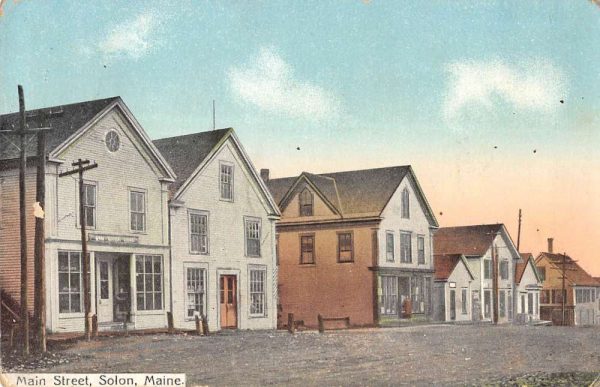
[265,166,438,328]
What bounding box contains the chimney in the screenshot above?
[547,238,554,253]
[260,168,270,183]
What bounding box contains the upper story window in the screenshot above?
[385,232,395,262]
[537,266,546,282]
[299,189,313,216]
[130,189,146,232]
[82,183,96,228]
[220,162,234,201]
[400,232,412,263]
[483,259,492,279]
[401,188,410,219]
[245,217,261,257]
[500,260,509,280]
[338,232,354,263]
[300,235,315,264]
[417,235,425,264]
[105,130,120,152]
[189,212,209,254]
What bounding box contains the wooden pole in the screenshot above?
[492,245,499,324]
[78,160,92,340]
[167,311,174,334]
[561,252,566,326]
[33,112,47,353]
[287,313,295,334]
[516,209,522,251]
[18,85,30,355]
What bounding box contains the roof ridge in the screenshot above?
[0,96,120,118]
[153,127,232,143]
[439,223,504,230]
[319,165,411,176]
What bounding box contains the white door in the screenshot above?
[97,259,113,323]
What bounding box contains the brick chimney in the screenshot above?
[260,168,270,183]
[547,238,554,253]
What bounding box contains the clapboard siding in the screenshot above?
[0,167,37,312]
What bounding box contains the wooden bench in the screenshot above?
[318,314,350,333]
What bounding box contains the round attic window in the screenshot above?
[105,130,120,152]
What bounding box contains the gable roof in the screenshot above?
[153,128,231,195]
[515,253,541,284]
[536,252,600,287]
[266,166,438,225]
[434,253,475,281]
[0,97,119,161]
[434,224,510,257]
[153,128,280,216]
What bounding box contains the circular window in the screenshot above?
[105,130,120,152]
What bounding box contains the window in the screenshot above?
[537,266,546,282]
[189,212,208,254]
[300,235,315,264]
[500,260,508,280]
[299,189,313,216]
[540,290,550,304]
[552,289,566,304]
[99,261,109,300]
[58,251,82,313]
[386,232,395,262]
[400,232,412,263]
[449,289,456,320]
[245,218,261,257]
[507,290,513,319]
[135,255,163,310]
[381,276,398,315]
[576,289,594,303]
[483,259,492,280]
[411,276,426,313]
[130,190,146,232]
[105,130,120,152]
[249,269,266,316]
[82,183,96,228]
[483,290,491,318]
[417,236,425,264]
[401,188,410,218]
[461,288,468,314]
[186,267,205,319]
[220,163,233,200]
[337,232,353,262]
[528,293,534,314]
[520,293,526,314]
[499,290,506,318]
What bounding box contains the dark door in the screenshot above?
[113,256,131,322]
[220,275,238,328]
[450,289,456,320]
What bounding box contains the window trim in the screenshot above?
[399,231,412,263]
[248,265,267,318]
[385,231,395,262]
[299,233,316,265]
[188,209,210,255]
[298,188,314,217]
[417,235,425,265]
[183,262,208,321]
[244,216,262,257]
[219,161,234,202]
[337,231,354,263]
[58,250,84,316]
[128,187,147,233]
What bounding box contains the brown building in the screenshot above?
[264,166,438,328]
[535,238,600,325]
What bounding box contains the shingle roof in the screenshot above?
[0,97,119,161]
[434,254,463,281]
[537,252,600,287]
[153,128,231,195]
[434,224,504,256]
[267,166,427,218]
[515,253,534,284]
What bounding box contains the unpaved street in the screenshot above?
[10,324,600,386]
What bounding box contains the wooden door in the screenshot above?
[220,275,238,328]
[96,258,113,323]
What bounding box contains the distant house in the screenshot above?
[433,254,475,322]
[514,253,543,323]
[154,128,281,331]
[433,224,521,323]
[0,97,176,333]
[535,239,600,326]
[265,166,439,328]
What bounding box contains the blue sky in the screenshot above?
[1,1,600,273]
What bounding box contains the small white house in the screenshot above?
[433,254,475,322]
[154,128,281,332]
[514,253,543,323]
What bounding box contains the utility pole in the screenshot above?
[492,244,499,324]
[212,100,216,130]
[561,252,566,326]
[59,159,98,340]
[516,209,522,251]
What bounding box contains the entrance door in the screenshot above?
[472,290,481,321]
[220,275,238,328]
[96,258,113,323]
[113,256,131,322]
[449,289,456,321]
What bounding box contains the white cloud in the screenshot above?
[443,59,567,120]
[99,11,159,59]
[228,48,340,120]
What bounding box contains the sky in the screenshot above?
[1,1,599,275]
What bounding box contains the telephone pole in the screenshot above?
[59,159,98,340]
[492,244,499,324]
[516,209,522,251]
